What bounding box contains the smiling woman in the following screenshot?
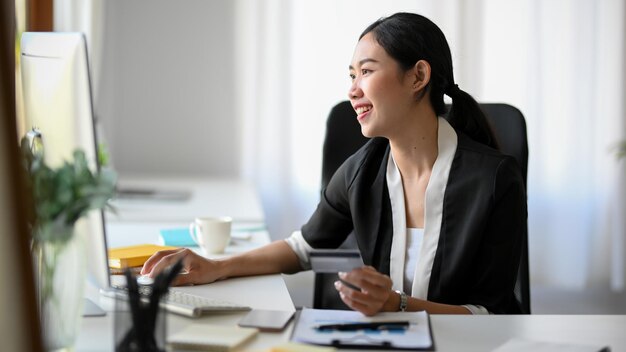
[142,12,527,317]
[291,13,525,315]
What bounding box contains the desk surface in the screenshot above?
[430,314,626,351]
[77,221,296,351]
[77,178,626,351]
[76,177,295,351]
[78,309,626,351]
[105,221,269,254]
[109,176,265,223]
[78,274,295,351]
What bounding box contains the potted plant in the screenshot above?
[21,134,116,350]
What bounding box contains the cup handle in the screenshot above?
[189,222,201,246]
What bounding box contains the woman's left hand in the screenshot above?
[335,266,396,316]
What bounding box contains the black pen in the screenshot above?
[315,321,410,331]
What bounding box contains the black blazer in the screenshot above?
[301,134,527,313]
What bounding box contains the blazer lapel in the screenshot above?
[356,146,392,273]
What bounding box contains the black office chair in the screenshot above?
[314,101,531,314]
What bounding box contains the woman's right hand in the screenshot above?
[140,248,223,286]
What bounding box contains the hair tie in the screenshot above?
[447,83,461,97]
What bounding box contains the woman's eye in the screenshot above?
[349,73,356,80]
[361,69,371,75]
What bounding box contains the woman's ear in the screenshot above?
[411,60,431,92]
[408,60,431,102]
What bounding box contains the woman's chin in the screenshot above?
[360,127,373,138]
[359,125,379,138]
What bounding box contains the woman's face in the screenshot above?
[348,32,416,138]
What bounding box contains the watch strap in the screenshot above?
[395,290,408,312]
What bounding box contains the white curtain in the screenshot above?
[234,0,626,291]
[475,0,626,291]
[54,0,104,99]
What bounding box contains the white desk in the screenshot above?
[76,177,296,351]
[429,315,626,351]
[104,221,269,254]
[81,309,626,351]
[78,274,295,351]
[108,176,265,223]
[76,178,626,351]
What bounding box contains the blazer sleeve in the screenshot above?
[467,156,526,313]
[300,155,358,248]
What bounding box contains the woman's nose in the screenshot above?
[348,79,362,100]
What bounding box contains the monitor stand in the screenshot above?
[82,298,106,317]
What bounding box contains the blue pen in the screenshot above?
[315,321,410,331]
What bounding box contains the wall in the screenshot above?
[97,0,238,177]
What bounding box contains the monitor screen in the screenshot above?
[20,32,111,296]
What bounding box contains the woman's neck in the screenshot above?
[389,111,439,179]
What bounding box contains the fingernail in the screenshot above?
[334,280,341,289]
[338,272,347,278]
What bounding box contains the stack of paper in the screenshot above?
[168,324,258,351]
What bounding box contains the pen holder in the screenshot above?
[114,259,183,352]
[114,286,166,352]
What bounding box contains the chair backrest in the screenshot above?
[314,101,531,313]
[321,101,370,189]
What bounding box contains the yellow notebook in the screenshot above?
[167,325,258,351]
[108,244,177,269]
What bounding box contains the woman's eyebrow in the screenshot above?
[349,58,380,70]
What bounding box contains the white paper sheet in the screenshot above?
[291,308,433,350]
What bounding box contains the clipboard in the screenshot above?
[290,308,435,350]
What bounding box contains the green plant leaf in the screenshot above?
[20,136,117,244]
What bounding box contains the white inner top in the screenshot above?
[404,228,424,296]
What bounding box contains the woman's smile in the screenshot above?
[354,104,373,121]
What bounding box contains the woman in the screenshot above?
[142,12,526,315]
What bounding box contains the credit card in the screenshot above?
[310,249,364,273]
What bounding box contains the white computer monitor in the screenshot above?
[20,32,110,314]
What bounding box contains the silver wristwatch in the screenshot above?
[395,290,408,312]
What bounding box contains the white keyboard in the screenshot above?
[100,288,251,318]
[162,290,251,317]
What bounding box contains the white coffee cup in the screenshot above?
[189,216,232,254]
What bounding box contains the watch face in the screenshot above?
[397,291,408,311]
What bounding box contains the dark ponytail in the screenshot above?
[445,84,499,149]
[360,13,499,150]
